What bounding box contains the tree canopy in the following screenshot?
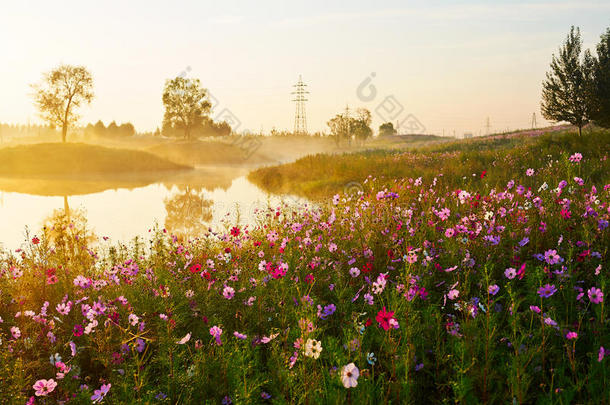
[32,64,94,142]
[162,77,212,140]
[379,122,397,137]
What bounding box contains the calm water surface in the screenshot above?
[0,170,301,251]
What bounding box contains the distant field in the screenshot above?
[249,127,610,198]
[0,142,190,177]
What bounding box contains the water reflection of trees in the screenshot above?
[164,186,213,237]
[42,199,97,265]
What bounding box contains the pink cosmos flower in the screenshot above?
[599,346,606,362]
[10,326,20,339]
[223,286,235,300]
[448,289,459,300]
[588,287,603,304]
[569,152,582,163]
[566,331,578,340]
[504,268,517,280]
[33,379,57,396]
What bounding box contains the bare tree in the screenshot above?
[32,65,94,142]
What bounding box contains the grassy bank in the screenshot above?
[249,128,610,199]
[0,143,190,177]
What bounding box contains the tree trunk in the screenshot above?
[64,195,70,218]
[62,123,67,142]
[578,126,582,137]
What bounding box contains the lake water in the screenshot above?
[0,168,302,251]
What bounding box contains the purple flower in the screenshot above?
[317,303,336,320]
[544,249,562,265]
[91,383,111,403]
[537,284,557,298]
[488,285,500,296]
[210,326,223,345]
[135,338,145,353]
[233,331,247,340]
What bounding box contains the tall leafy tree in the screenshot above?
[591,28,610,128]
[327,112,351,146]
[541,27,594,136]
[32,65,94,142]
[379,122,397,136]
[162,77,211,140]
[352,108,373,144]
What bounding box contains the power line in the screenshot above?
[291,75,309,135]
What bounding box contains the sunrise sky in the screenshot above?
[1,0,609,136]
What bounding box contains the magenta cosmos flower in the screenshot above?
[33,379,57,396]
[588,287,603,304]
[376,307,399,331]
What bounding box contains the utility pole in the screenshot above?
[531,112,537,129]
[292,75,309,135]
[485,116,491,135]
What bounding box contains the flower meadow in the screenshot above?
[1,138,610,403]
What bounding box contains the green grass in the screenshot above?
[0,142,191,177]
[249,128,610,199]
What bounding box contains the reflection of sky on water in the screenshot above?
[0,176,301,251]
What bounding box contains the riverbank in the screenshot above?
[0,142,191,177]
[248,127,610,199]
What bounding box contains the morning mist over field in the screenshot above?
[0,1,609,403]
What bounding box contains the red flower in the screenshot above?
[230,227,241,237]
[480,170,487,178]
[189,264,202,274]
[32,237,40,245]
[376,307,398,331]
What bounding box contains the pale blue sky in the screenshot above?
[1,0,608,135]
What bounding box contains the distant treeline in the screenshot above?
[84,121,135,138]
[0,123,56,141]
[161,117,231,138]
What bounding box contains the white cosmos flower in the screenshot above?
[176,332,191,345]
[341,363,359,388]
[304,338,322,359]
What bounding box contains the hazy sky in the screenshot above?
[1,0,609,136]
